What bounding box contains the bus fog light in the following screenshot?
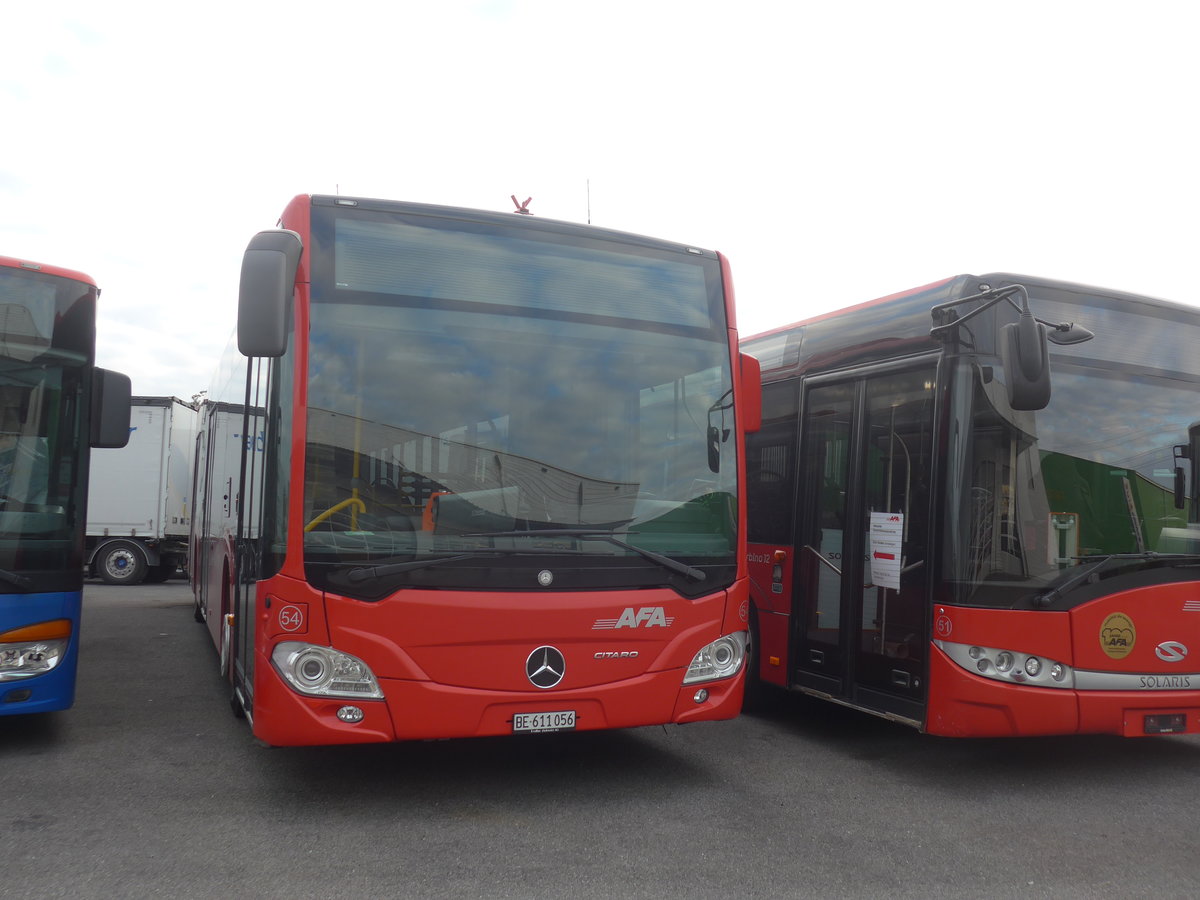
[1025,656,1043,677]
[683,631,748,684]
[693,689,709,704]
[995,651,1014,673]
[337,706,365,723]
[271,642,384,700]
[1050,663,1067,682]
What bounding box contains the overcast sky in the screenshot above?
[4,1,1197,401]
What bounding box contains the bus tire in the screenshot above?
[742,608,768,713]
[98,541,148,585]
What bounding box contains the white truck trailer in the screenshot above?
[86,396,198,584]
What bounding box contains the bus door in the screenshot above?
[231,365,273,713]
[792,363,936,721]
[193,418,218,626]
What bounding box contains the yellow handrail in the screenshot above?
[304,497,367,532]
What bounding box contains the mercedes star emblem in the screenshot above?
[526,645,565,689]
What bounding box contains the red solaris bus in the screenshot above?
[192,194,762,746]
[742,273,1200,737]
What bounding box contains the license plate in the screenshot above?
[512,710,576,733]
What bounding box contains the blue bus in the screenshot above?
[0,255,130,715]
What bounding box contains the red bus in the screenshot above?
[192,194,762,746]
[742,273,1200,737]
[0,255,130,714]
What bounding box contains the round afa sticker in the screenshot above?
[1100,612,1136,660]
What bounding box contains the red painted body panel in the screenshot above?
[251,574,749,746]
[925,593,1200,736]
[925,643,1080,737]
[326,586,728,689]
[754,611,790,688]
[255,657,745,747]
[931,604,1074,663]
[746,542,792,687]
[1068,582,1199,673]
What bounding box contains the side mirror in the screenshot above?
[739,352,762,433]
[1000,309,1051,411]
[90,368,132,448]
[707,425,722,473]
[932,283,1077,414]
[238,229,303,358]
[1173,443,1190,510]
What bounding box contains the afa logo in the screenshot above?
[592,607,676,629]
[1100,611,1136,660]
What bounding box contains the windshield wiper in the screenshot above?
[343,530,709,585]
[344,547,578,583]
[466,528,707,583]
[346,554,476,583]
[1036,551,1200,607]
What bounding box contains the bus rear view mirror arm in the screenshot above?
[929,283,1095,345]
[929,282,1094,412]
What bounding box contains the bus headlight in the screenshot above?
[271,642,384,699]
[934,639,1073,689]
[0,620,70,682]
[683,631,748,684]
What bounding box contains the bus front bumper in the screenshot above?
[251,664,745,747]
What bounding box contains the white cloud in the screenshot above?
[3,0,1199,392]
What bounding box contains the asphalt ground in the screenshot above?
[2,580,1198,899]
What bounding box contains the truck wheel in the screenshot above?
[98,541,148,585]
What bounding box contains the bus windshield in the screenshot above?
[0,267,94,586]
[301,209,737,598]
[946,291,1200,607]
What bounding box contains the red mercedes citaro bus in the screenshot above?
[742,274,1200,737]
[191,194,762,746]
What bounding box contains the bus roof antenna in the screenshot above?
[511,195,533,215]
